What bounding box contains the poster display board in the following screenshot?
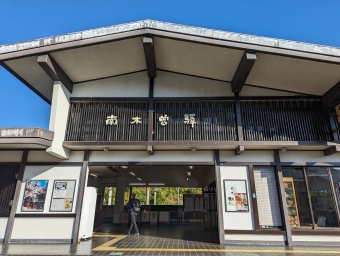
[224,179,249,212]
[50,180,76,212]
[22,180,48,212]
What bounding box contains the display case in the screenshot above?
[283,177,300,227]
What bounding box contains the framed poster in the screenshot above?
[49,180,76,212]
[224,179,249,212]
[21,180,48,212]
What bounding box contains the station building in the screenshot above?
[0,20,340,246]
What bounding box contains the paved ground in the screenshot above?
[0,224,340,255]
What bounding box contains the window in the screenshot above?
[282,167,340,229]
[103,187,116,206]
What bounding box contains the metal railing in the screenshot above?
[170,211,204,224]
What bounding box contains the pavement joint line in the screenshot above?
[91,247,340,253]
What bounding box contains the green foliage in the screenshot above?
[103,187,202,205]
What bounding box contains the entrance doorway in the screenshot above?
[87,165,219,244]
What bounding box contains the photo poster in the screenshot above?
[224,179,249,212]
[50,180,76,212]
[21,180,48,212]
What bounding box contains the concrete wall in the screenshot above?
[219,166,254,231]
[27,151,84,163]
[0,218,8,239]
[0,151,22,162]
[154,71,233,97]
[89,150,214,163]
[72,71,149,98]
[11,165,81,240]
[220,151,274,162]
[280,151,340,163]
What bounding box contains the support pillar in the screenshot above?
[113,177,125,224]
[274,150,293,248]
[4,150,28,243]
[214,150,225,245]
[72,150,89,243]
[46,81,71,159]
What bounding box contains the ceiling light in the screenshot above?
[186,178,189,181]
[129,183,146,186]
[90,173,97,177]
[121,166,128,169]
[148,183,165,186]
[129,171,136,176]
[188,166,194,170]
[187,171,191,176]
[137,177,142,181]
[103,147,109,152]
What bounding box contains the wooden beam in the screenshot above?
[148,77,154,142]
[235,145,244,155]
[4,150,28,243]
[274,150,293,248]
[322,81,340,107]
[37,54,73,93]
[72,150,89,243]
[234,93,244,141]
[231,52,256,93]
[143,37,157,78]
[324,145,340,156]
[147,145,154,155]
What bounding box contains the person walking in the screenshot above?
[126,193,141,236]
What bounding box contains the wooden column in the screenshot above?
[214,150,225,245]
[72,150,89,243]
[248,165,260,230]
[4,150,28,243]
[274,150,293,247]
[148,77,154,145]
[234,93,244,142]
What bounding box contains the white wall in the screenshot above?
[280,151,340,163]
[219,166,254,231]
[0,151,22,162]
[12,218,75,239]
[12,165,82,240]
[16,166,81,214]
[154,71,233,97]
[72,71,149,98]
[220,151,274,162]
[225,234,286,242]
[46,81,71,159]
[0,218,8,239]
[28,151,84,162]
[292,235,340,242]
[89,150,214,163]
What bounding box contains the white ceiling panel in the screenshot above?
[5,56,53,102]
[154,37,244,81]
[50,37,146,83]
[246,53,340,96]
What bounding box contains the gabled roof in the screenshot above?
[1,20,340,104]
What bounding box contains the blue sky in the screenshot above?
[0,0,339,128]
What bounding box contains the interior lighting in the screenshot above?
[121,166,128,169]
[129,183,146,186]
[188,166,194,170]
[137,177,142,181]
[186,177,189,181]
[187,171,191,176]
[90,173,98,177]
[148,183,165,186]
[129,171,136,176]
